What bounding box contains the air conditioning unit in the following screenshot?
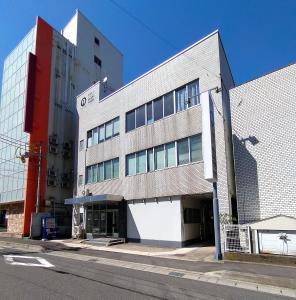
[63,141,72,150]
[47,179,57,187]
[47,169,56,177]
[49,145,58,154]
[49,135,58,145]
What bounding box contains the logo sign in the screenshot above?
[201,91,217,182]
[80,97,86,107]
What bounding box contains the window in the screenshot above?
[136,105,145,128]
[94,37,100,46]
[112,158,119,178]
[98,125,105,142]
[175,86,187,112]
[147,148,154,172]
[126,153,136,175]
[94,55,101,67]
[93,127,98,145]
[87,131,92,147]
[187,81,199,107]
[154,145,165,170]
[126,110,135,132]
[78,175,83,186]
[113,117,120,136]
[146,102,153,125]
[86,166,92,184]
[104,160,112,180]
[190,135,202,162]
[165,142,176,168]
[184,208,201,224]
[97,163,104,182]
[79,140,84,151]
[177,138,189,165]
[92,165,98,182]
[153,97,163,121]
[136,150,146,173]
[163,92,174,117]
[105,121,113,140]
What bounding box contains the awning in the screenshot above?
[65,194,123,205]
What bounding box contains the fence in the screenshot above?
[224,224,251,253]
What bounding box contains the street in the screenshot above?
[0,245,294,300]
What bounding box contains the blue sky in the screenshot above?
[0,0,295,86]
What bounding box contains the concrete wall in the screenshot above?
[0,202,24,234]
[230,63,296,223]
[127,196,182,247]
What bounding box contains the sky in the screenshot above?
[0,0,295,86]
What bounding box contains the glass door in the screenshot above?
[106,210,119,238]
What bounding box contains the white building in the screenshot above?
[66,30,235,247]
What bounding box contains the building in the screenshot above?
[229,63,296,255]
[66,30,236,247]
[0,10,123,236]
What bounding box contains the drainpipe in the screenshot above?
[213,181,222,260]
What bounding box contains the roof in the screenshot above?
[249,215,296,231]
[65,194,123,205]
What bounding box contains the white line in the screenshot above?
[3,255,55,268]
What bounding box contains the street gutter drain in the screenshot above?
[168,272,185,278]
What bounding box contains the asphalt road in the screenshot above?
[0,247,293,300]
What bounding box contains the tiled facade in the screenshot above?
[230,63,296,223]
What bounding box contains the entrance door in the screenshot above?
[106,210,119,238]
[0,210,7,232]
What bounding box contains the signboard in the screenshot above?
[201,91,217,182]
[78,82,100,108]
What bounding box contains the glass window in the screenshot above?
[126,110,135,132]
[153,97,163,122]
[92,165,98,182]
[188,81,199,107]
[126,153,136,175]
[79,140,84,151]
[93,127,98,145]
[146,102,153,125]
[190,135,202,162]
[113,117,120,136]
[86,166,92,184]
[154,145,165,170]
[87,131,92,148]
[136,150,146,173]
[104,160,112,180]
[147,148,154,172]
[177,138,189,165]
[163,92,174,117]
[165,142,176,168]
[97,163,104,182]
[78,175,83,186]
[99,125,105,142]
[112,158,119,178]
[136,105,145,128]
[105,121,113,140]
[175,86,187,112]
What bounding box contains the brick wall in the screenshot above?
[230,63,296,223]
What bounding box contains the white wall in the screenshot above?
[127,196,182,244]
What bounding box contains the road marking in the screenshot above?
[3,255,55,268]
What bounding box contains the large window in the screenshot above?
[136,105,146,128]
[86,158,119,184]
[125,79,199,133]
[87,117,120,147]
[177,138,190,165]
[125,134,202,176]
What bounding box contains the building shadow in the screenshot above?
[232,134,260,224]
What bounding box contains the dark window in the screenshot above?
[187,81,199,107]
[153,97,163,121]
[177,138,189,165]
[94,37,100,46]
[147,148,154,172]
[87,131,92,148]
[184,208,201,224]
[190,135,202,162]
[126,153,136,175]
[175,86,187,112]
[105,121,113,140]
[79,140,84,151]
[94,56,102,67]
[163,92,174,117]
[126,110,135,132]
[136,105,145,128]
[104,160,112,180]
[146,102,153,125]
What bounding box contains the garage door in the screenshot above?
[259,230,296,256]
